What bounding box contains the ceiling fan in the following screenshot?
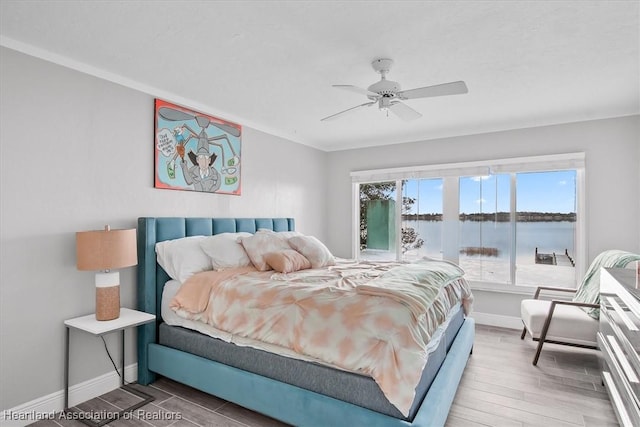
[321,58,468,122]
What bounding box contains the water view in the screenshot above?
[405,220,575,264]
[361,221,576,287]
[389,220,577,286]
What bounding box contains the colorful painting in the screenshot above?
[154,99,241,195]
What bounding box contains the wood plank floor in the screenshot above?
[29,324,618,426]
[447,325,617,427]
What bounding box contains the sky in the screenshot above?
[403,170,577,214]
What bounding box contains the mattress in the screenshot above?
[160,280,465,420]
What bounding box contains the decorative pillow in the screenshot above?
[240,233,292,271]
[288,235,335,269]
[276,231,303,239]
[264,250,312,273]
[199,232,252,270]
[155,236,211,282]
[257,230,301,239]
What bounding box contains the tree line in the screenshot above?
[403,212,576,222]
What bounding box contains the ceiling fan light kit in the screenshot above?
[321,58,468,122]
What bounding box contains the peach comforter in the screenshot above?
[170,258,473,416]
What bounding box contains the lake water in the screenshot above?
[404,220,575,265]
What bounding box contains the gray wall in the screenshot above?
[326,115,640,319]
[0,47,328,409]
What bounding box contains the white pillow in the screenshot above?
[288,235,335,269]
[239,233,292,271]
[200,232,252,270]
[155,236,211,282]
[276,231,302,239]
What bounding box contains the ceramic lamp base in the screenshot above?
[95,272,120,321]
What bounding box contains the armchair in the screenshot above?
[521,250,640,366]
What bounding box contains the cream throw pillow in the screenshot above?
[240,232,292,271]
[288,235,335,269]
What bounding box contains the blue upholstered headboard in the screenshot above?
[136,217,295,384]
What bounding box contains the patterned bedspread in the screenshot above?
[170,258,473,416]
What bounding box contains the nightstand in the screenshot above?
[64,308,156,426]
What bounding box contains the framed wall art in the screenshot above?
[154,99,242,195]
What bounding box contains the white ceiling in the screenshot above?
[1,1,638,151]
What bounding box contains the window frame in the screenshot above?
[351,153,586,291]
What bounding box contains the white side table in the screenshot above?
[64,308,156,426]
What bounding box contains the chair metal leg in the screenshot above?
[533,301,558,366]
[533,337,545,366]
[521,327,527,340]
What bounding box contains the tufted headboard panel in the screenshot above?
[136,217,295,383]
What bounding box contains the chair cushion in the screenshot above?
[521,299,598,346]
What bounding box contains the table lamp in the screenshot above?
[76,225,137,321]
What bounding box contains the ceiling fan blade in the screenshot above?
[389,101,422,121]
[397,81,468,100]
[320,102,376,122]
[333,85,380,98]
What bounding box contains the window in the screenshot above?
[515,170,577,287]
[358,179,443,262]
[359,181,397,261]
[402,178,443,261]
[459,174,511,284]
[352,153,585,289]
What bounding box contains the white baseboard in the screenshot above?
[471,312,522,330]
[1,364,138,427]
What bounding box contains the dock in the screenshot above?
[535,248,575,266]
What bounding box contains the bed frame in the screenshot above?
[136,217,475,427]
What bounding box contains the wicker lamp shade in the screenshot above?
[76,225,137,321]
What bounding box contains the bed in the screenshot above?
[136,217,475,427]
